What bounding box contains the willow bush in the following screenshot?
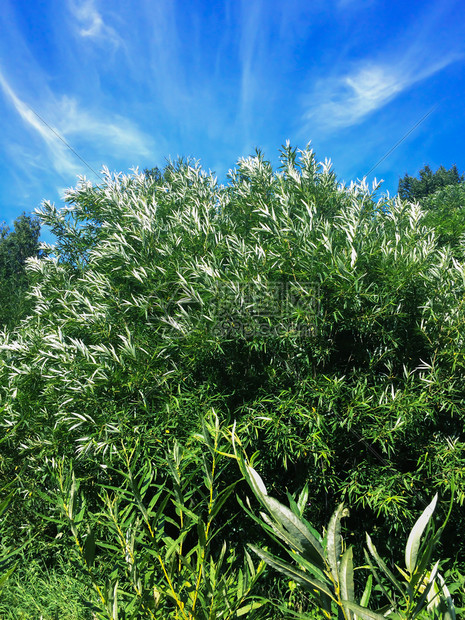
[235,430,457,619]
[46,414,268,619]
[33,416,459,619]
[1,144,465,569]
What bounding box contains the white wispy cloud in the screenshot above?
[238,0,264,111]
[0,69,153,180]
[305,64,405,130]
[57,96,153,159]
[67,0,121,45]
[303,49,461,132]
[0,69,81,177]
[142,0,188,113]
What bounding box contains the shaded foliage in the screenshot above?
[421,184,465,254]
[0,213,41,328]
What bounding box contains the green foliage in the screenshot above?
[0,558,97,619]
[144,165,163,183]
[0,213,41,328]
[0,489,17,593]
[0,483,35,596]
[236,441,458,619]
[420,184,465,253]
[50,413,268,619]
[398,165,464,203]
[398,164,465,255]
[1,144,465,612]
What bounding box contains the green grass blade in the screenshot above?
[0,491,14,519]
[0,564,16,591]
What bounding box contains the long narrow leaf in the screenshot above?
[261,495,325,567]
[435,572,456,620]
[411,560,439,618]
[405,494,437,574]
[366,534,404,599]
[236,483,325,570]
[342,601,386,620]
[339,546,355,619]
[0,564,16,590]
[259,512,328,583]
[248,544,335,602]
[237,601,267,616]
[360,574,373,609]
[297,483,309,517]
[363,549,397,610]
[326,503,346,585]
[0,491,13,519]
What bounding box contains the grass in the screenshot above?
[0,557,98,620]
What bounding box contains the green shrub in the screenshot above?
[50,413,268,619]
[26,419,462,620]
[235,433,459,619]
[1,143,465,576]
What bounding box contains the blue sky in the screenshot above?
[0,0,464,239]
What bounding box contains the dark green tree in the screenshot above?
[399,164,465,254]
[0,213,41,328]
[398,164,464,202]
[421,183,465,253]
[143,165,163,182]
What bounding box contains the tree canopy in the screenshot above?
[0,213,41,328]
[398,164,465,253]
[398,163,464,203]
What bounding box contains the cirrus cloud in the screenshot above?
[303,49,462,132]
